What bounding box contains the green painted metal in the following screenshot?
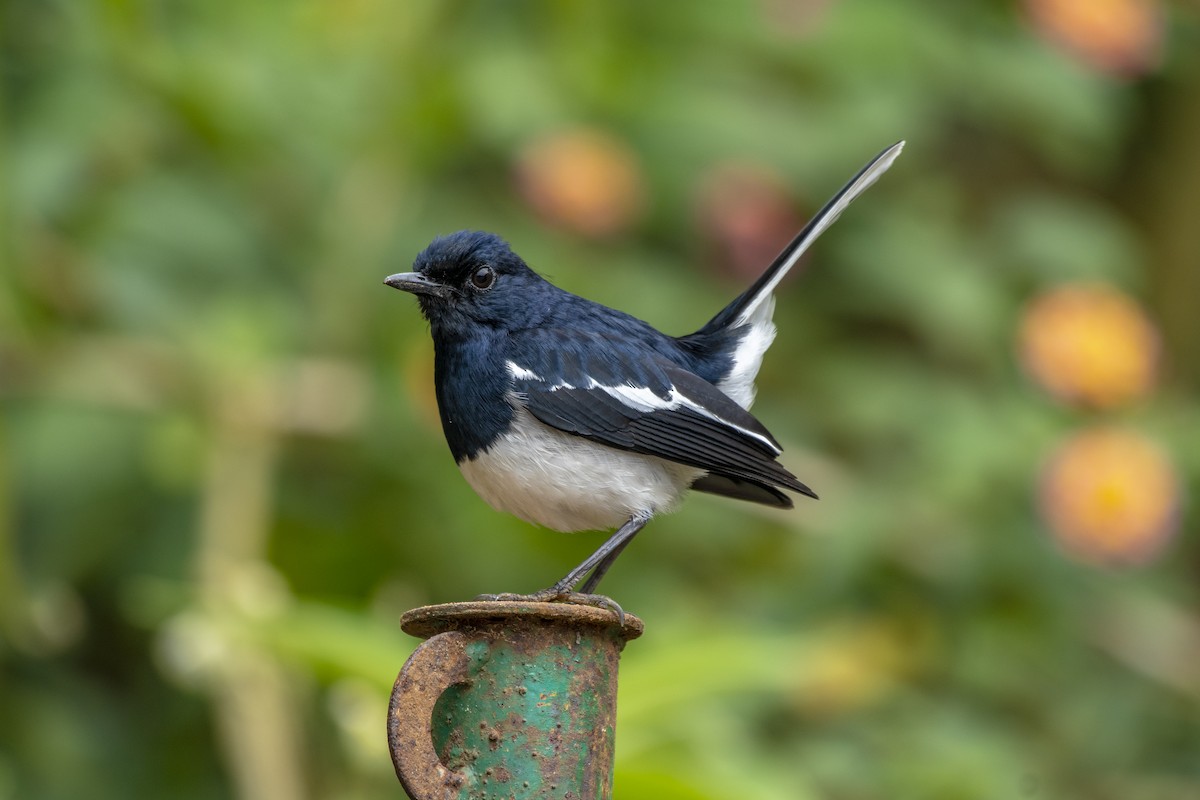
[388,601,644,800]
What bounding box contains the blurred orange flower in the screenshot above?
[1018,283,1159,409]
[515,128,644,238]
[1023,0,1163,78]
[694,161,804,282]
[762,0,835,38]
[1040,427,1181,566]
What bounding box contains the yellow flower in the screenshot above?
[515,128,644,239]
[1040,427,1180,566]
[1018,283,1159,409]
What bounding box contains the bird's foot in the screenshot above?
[473,590,625,627]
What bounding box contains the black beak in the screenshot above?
[384,272,452,298]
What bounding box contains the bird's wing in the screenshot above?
[506,344,816,501]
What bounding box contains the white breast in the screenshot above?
[458,406,702,532]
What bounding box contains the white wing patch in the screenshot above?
[506,361,543,381]
[593,383,676,414]
[529,376,782,456]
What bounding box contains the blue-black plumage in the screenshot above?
[385,141,903,610]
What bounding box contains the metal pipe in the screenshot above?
[388,601,643,800]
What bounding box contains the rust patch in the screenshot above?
[486,727,502,750]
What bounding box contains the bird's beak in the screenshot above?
[383,272,452,298]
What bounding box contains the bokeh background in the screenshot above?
[3,1,1200,798]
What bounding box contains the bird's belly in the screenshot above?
[458,407,701,532]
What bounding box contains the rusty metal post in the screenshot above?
[388,601,643,800]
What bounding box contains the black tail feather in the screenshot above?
[695,141,905,336]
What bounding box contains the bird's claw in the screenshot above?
[473,590,626,627]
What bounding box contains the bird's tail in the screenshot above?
[695,141,904,336]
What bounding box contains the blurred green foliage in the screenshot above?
[3,1,1200,799]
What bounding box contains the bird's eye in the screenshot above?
[470,266,496,291]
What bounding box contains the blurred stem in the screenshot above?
[1134,48,1200,390]
[0,418,34,650]
[197,374,306,800]
[0,67,16,342]
[198,382,279,591]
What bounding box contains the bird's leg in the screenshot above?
[477,511,652,624]
[544,510,652,596]
[577,528,640,594]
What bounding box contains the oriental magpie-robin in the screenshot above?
[386,142,902,611]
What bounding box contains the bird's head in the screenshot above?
[385,231,548,334]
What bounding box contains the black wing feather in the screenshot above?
[516,357,816,501]
[690,474,793,508]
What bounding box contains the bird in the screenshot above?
[385,141,903,615]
